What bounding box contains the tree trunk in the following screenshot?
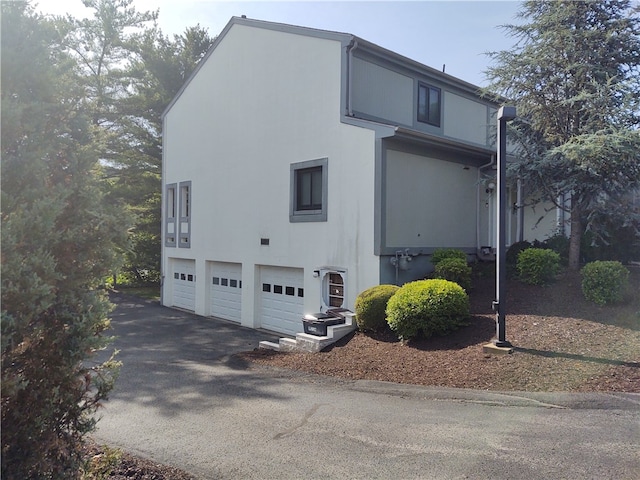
[568,203,582,270]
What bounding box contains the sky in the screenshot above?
[34,0,523,87]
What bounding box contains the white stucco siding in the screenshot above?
[384,149,478,249]
[521,198,560,243]
[163,23,379,327]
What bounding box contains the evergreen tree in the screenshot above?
[106,24,214,284]
[63,1,213,284]
[1,3,130,477]
[61,0,159,284]
[486,0,640,268]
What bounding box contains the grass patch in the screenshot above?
[117,285,160,301]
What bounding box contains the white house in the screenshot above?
[161,16,560,336]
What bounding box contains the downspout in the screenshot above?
[477,154,496,260]
[556,192,566,235]
[346,39,358,117]
[516,177,524,242]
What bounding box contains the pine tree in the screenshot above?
[62,1,213,284]
[486,0,640,268]
[1,3,130,477]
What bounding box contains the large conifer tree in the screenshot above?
[1,3,129,477]
[486,0,640,268]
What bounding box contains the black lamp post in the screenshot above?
[493,105,516,348]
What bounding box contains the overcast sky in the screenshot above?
[35,0,523,86]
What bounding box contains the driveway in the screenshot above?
[94,294,640,479]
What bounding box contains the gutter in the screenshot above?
[346,38,358,117]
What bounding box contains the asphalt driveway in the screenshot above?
[94,293,640,479]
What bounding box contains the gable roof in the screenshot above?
[162,16,490,119]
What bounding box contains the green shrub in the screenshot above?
[431,248,467,266]
[355,284,400,332]
[517,248,561,285]
[581,261,630,306]
[434,258,472,291]
[386,279,470,341]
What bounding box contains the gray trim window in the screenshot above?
[290,158,328,222]
[165,183,177,247]
[178,180,192,248]
[417,83,441,127]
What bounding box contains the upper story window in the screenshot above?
[417,83,441,127]
[290,158,328,222]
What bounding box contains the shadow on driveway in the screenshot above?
[97,293,287,417]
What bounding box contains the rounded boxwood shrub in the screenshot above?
[581,261,630,306]
[354,284,400,332]
[385,279,470,341]
[434,257,472,291]
[431,248,467,267]
[517,248,561,285]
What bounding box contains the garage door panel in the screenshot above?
[210,262,242,323]
[172,259,196,311]
[260,266,304,336]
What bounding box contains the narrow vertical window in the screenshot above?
[178,181,192,248]
[167,186,176,218]
[165,183,177,247]
[180,184,190,218]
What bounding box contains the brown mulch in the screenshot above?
[84,440,196,480]
[237,267,640,393]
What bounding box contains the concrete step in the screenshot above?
[259,312,358,353]
[278,337,298,352]
[258,340,280,351]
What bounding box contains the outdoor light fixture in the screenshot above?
[493,105,516,348]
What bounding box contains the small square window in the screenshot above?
[262,283,271,292]
[296,167,322,211]
[230,279,238,288]
[285,286,295,296]
[290,158,328,222]
[187,274,194,282]
[174,273,179,279]
[221,278,228,287]
[274,285,283,294]
[298,288,304,297]
[213,277,220,285]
